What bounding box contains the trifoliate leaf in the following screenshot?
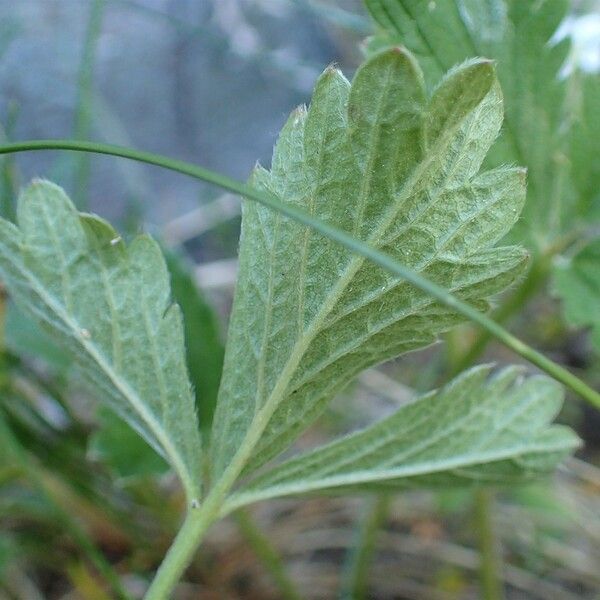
[553,238,600,352]
[211,49,528,479]
[364,0,574,250]
[0,181,202,500]
[224,366,580,509]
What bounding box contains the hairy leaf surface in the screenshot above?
[226,366,579,509]
[365,0,573,249]
[0,181,202,500]
[211,49,528,479]
[88,250,225,481]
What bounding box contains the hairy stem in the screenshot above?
[144,506,215,600]
[0,140,597,409]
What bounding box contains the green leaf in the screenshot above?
[364,0,574,250]
[165,249,224,432]
[88,407,168,480]
[551,74,600,354]
[211,49,528,479]
[570,73,600,221]
[553,238,600,351]
[4,301,71,372]
[224,366,580,509]
[0,180,202,501]
[87,251,224,482]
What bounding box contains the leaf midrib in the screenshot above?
[223,63,413,475]
[223,436,575,512]
[257,373,516,484]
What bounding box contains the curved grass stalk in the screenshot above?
[0,139,598,600]
[0,139,597,410]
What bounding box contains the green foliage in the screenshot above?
[4,302,70,371]
[226,366,578,509]
[0,34,589,598]
[555,74,600,354]
[0,181,202,501]
[570,73,600,221]
[364,0,576,250]
[211,48,529,479]
[553,238,600,352]
[0,50,577,513]
[165,249,224,431]
[88,249,224,480]
[88,407,168,480]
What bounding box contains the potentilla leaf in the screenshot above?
[364,0,574,251]
[224,366,580,510]
[0,181,202,501]
[210,48,528,480]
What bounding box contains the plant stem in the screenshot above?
[0,139,598,409]
[234,509,302,600]
[474,489,503,600]
[144,506,215,600]
[340,494,389,600]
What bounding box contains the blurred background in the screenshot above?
[0,1,599,599]
[0,1,366,225]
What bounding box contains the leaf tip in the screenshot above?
[21,177,63,199]
[291,104,307,117]
[453,56,496,87]
[365,44,420,70]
